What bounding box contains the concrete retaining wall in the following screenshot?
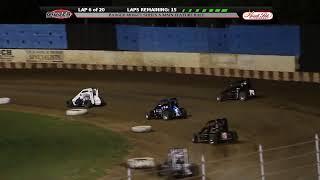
[0,49,317,83]
[80,51,297,72]
[199,54,298,72]
[0,49,297,72]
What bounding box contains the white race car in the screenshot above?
[66,88,105,108]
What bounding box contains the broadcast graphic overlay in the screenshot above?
[41,6,273,20]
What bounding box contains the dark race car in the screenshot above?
[145,98,187,120]
[192,118,238,144]
[216,79,256,102]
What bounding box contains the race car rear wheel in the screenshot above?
[162,110,172,120]
[239,91,248,101]
[157,164,171,176]
[84,100,93,108]
[172,170,192,178]
[230,131,239,142]
[180,108,188,119]
[100,97,106,106]
[209,133,219,144]
[75,98,82,106]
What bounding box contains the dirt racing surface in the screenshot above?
[0,69,319,180]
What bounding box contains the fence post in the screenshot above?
[201,154,206,180]
[315,134,320,180]
[259,144,265,180]
[127,167,132,180]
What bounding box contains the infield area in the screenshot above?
[0,110,128,180]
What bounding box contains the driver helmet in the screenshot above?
[242,81,247,85]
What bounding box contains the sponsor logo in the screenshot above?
[26,50,64,63]
[242,11,273,20]
[46,9,73,19]
[0,49,14,61]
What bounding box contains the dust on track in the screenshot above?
[0,69,319,180]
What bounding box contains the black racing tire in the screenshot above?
[66,100,73,108]
[162,110,172,120]
[157,164,170,176]
[75,98,82,106]
[230,131,239,143]
[172,170,187,179]
[192,134,199,143]
[216,95,223,102]
[84,100,92,108]
[189,163,199,177]
[209,133,219,144]
[100,97,106,106]
[145,112,152,120]
[239,91,248,101]
[180,108,188,119]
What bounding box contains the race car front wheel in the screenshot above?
[180,108,188,119]
[192,135,199,143]
[216,96,223,102]
[239,92,248,101]
[145,112,151,120]
[66,100,73,108]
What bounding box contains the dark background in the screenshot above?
[1,0,320,71]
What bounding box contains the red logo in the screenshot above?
[46,9,73,19]
[242,11,273,20]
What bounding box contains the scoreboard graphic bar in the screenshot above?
[74,13,239,19]
[41,6,273,19]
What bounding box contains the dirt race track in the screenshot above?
[0,69,320,180]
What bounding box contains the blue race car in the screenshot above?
[145,98,188,120]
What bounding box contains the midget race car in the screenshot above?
[216,79,256,102]
[66,88,105,108]
[192,118,238,144]
[145,98,187,120]
[158,148,194,178]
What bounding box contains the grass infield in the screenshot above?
[0,110,128,180]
